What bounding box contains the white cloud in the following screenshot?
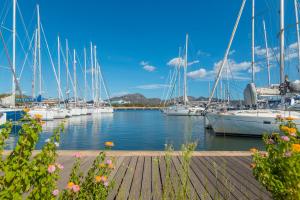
[140,60,156,72]
[167,57,184,67]
[188,60,200,66]
[255,42,299,62]
[167,57,198,67]
[140,61,149,66]
[187,68,207,79]
[135,84,170,90]
[143,65,156,72]
[188,59,256,81]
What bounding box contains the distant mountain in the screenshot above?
[109,93,243,106]
[110,93,161,105]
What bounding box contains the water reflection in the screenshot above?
[5,111,264,151]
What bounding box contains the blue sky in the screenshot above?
[1,0,300,100]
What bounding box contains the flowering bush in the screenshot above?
[0,114,114,199]
[252,117,300,200]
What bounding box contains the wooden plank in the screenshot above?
[192,157,228,200]
[204,156,258,200]
[109,156,125,182]
[107,156,132,200]
[116,156,138,200]
[210,156,271,200]
[190,157,223,200]
[177,156,212,200]
[198,157,244,199]
[158,155,176,199]
[128,156,144,200]
[141,156,152,200]
[171,156,200,200]
[152,156,162,200]
[219,156,271,199]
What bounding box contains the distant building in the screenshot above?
[111,99,131,105]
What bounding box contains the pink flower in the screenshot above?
[284,151,292,157]
[290,132,296,137]
[48,165,56,173]
[73,152,82,158]
[56,163,64,170]
[267,139,275,144]
[104,181,109,187]
[52,189,59,196]
[281,136,290,142]
[106,159,112,165]
[72,184,80,193]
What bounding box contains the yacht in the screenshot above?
[206,0,300,136]
[28,107,55,121]
[164,34,205,116]
[206,109,300,135]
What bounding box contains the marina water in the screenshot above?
[6,110,264,150]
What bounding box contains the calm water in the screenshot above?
[6,110,265,150]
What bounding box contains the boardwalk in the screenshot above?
[53,151,272,200]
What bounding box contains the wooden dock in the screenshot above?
[53,151,272,200]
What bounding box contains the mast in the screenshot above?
[57,35,61,104]
[294,0,300,74]
[90,42,94,104]
[97,62,102,103]
[263,20,271,86]
[280,0,285,83]
[183,33,188,105]
[84,47,87,103]
[12,0,16,107]
[94,45,98,104]
[32,29,38,98]
[226,61,230,103]
[73,49,77,106]
[177,47,181,102]
[251,0,255,83]
[208,0,246,106]
[65,39,69,100]
[37,5,42,97]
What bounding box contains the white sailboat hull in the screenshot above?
[206,110,300,135]
[81,108,88,115]
[52,108,68,119]
[28,109,55,121]
[69,108,82,116]
[163,105,204,116]
[98,107,114,113]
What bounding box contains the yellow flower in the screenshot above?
[108,163,114,169]
[249,148,258,153]
[250,163,256,169]
[34,114,43,121]
[285,116,295,121]
[105,141,114,148]
[292,144,300,153]
[23,108,30,113]
[67,182,74,189]
[99,163,106,168]
[95,176,101,183]
[280,125,290,133]
[288,127,297,134]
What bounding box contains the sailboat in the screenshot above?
[0,112,6,126]
[0,0,24,122]
[27,5,55,121]
[206,0,300,135]
[163,33,204,116]
[91,45,114,114]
